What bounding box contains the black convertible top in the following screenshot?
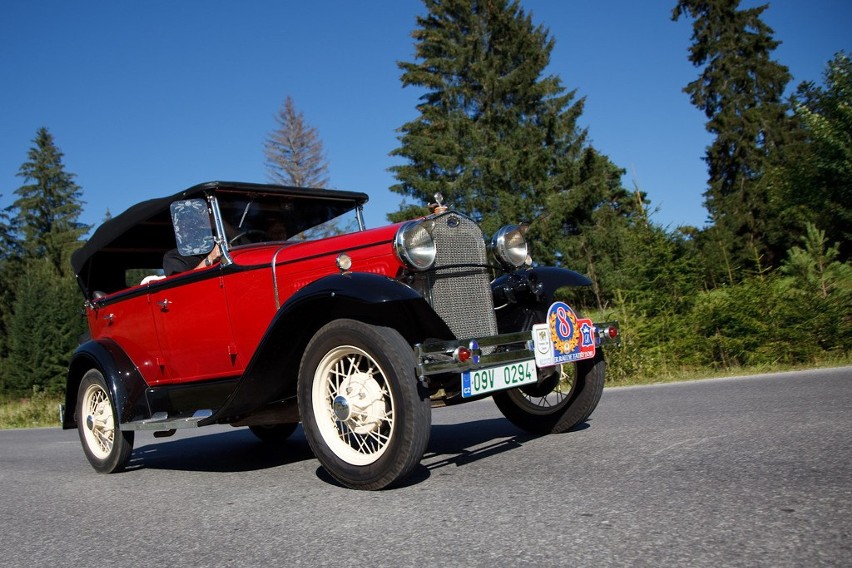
[71,181,369,297]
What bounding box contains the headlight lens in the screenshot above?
[394,221,436,271]
[490,224,528,268]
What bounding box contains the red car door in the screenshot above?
[149,272,238,383]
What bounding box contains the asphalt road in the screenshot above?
[1,367,849,567]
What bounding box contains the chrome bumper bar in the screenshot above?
[414,321,619,381]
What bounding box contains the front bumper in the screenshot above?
[414,321,620,383]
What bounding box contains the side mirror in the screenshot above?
[170,199,215,256]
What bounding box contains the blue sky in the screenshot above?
[1,1,850,234]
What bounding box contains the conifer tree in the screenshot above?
[264,96,330,188]
[0,198,18,260]
[4,258,85,395]
[673,0,794,272]
[0,199,18,386]
[789,52,852,259]
[390,0,640,263]
[13,127,87,272]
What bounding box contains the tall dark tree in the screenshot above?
[0,198,20,386]
[673,0,794,272]
[4,258,85,395]
[264,96,330,188]
[0,197,19,260]
[390,0,640,263]
[787,52,852,259]
[13,127,87,272]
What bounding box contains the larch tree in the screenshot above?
[264,96,330,188]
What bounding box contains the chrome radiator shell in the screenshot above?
[414,213,499,342]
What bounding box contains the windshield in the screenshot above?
[215,190,361,246]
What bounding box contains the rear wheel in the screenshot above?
[298,319,431,490]
[76,369,134,473]
[493,352,605,434]
[249,423,298,443]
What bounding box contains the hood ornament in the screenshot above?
[429,192,449,215]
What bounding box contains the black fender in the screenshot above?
[492,266,591,306]
[199,272,453,425]
[492,266,592,333]
[64,339,150,429]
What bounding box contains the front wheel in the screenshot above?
[76,369,134,473]
[492,352,605,434]
[297,319,431,490]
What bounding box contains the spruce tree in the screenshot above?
[4,258,85,395]
[673,0,794,272]
[264,96,330,188]
[13,127,87,272]
[0,199,18,388]
[0,198,19,260]
[390,0,640,264]
[789,52,852,259]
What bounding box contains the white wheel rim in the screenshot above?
[312,345,395,466]
[508,364,575,414]
[81,383,115,459]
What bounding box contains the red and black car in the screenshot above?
[65,181,618,489]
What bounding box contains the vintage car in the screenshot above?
[65,181,618,489]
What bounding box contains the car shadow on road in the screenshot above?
[127,427,314,473]
[395,418,558,488]
[126,418,589,483]
[318,418,590,489]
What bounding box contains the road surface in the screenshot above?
[0,367,849,566]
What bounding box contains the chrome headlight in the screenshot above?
[490,224,528,268]
[394,221,436,271]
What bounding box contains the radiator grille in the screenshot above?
[416,214,499,342]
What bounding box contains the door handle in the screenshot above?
[156,299,172,312]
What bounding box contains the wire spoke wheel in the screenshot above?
[313,345,395,466]
[298,319,431,490]
[507,364,577,414]
[493,353,605,434]
[81,382,116,459]
[76,369,134,473]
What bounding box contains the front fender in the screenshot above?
[199,272,453,425]
[64,339,150,429]
[492,267,592,334]
[492,266,591,307]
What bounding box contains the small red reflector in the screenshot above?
[455,347,472,362]
[607,326,618,339]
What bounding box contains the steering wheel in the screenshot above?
[229,229,267,246]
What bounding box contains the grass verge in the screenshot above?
[0,390,64,429]
[605,354,852,387]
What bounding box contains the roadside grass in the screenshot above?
[0,355,849,429]
[0,389,64,429]
[606,354,852,387]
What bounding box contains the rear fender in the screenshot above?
[64,339,150,429]
[199,272,452,425]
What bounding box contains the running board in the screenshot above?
[120,409,214,431]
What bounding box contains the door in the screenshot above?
[149,273,238,383]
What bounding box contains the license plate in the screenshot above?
[461,359,536,398]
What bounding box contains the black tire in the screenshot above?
[297,319,431,490]
[492,352,605,434]
[76,369,134,473]
[249,423,299,443]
